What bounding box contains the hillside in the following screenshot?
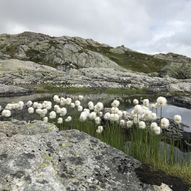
[0,32,168,74]
[0,32,191,96]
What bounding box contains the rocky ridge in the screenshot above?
[0,32,191,97]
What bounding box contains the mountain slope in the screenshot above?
[0,31,168,74]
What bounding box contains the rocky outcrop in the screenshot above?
[0,120,163,191]
[154,53,191,79]
[0,32,122,70]
[0,84,30,97]
[0,32,191,97]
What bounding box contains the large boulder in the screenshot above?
[0,120,162,191]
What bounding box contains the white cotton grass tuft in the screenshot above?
[109,113,119,122]
[89,112,97,120]
[70,103,75,108]
[49,111,57,119]
[43,117,48,123]
[95,116,101,124]
[104,112,111,120]
[57,117,63,124]
[111,99,120,107]
[80,112,88,121]
[26,100,33,107]
[150,122,162,134]
[160,118,170,129]
[153,125,162,135]
[119,119,125,127]
[75,100,81,107]
[150,122,158,130]
[88,101,94,110]
[143,99,149,107]
[1,109,11,117]
[96,126,103,133]
[60,108,67,117]
[134,105,143,114]
[157,96,167,107]
[28,107,34,114]
[53,95,60,103]
[138,121,146,129]
[126,120,133,128]
[77,105,83,112]
[66,98,72,105]
[65,116,72,122]
[94,102,104,112]
[78,95,84,101]
[133,99,139,105]
[174,115,182,124]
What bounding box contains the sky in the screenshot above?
[0,0,191,56]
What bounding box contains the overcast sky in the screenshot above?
[0,0,191,56]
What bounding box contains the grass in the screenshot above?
[34,84,149,95]
[56,116,191,185]
[126,127,191,184]
[82,45,168,73]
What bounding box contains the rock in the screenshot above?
[0,84,30,97]
[0,120,159,191]
[155,53,191,79]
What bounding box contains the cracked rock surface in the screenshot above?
[0,120,158,191]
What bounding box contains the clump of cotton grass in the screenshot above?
[77,105,83,112]
[94,102,104,112]
[53,95,60,103]
[43,117,48,123]
[88,101,94,110]
[89,112,97,120]
[80,112,88,122]
[143,99,149,107]
[60,97,66,106]
[78,95,84,101]
[119,119,125,127]
[133,99,139,105]
[49,111,57,119]
[75,100,81,107]
[57,117,63,124]
[134,105,143,115]
[1,109,11,117]
[150,122,162,135]
[111,99,120,107]
[126,120,133,128]
[60,108,67,117]
[138,121,146,129]
[26,100,33,107]
[160,118,170,129]
[96,126,103,133]
[70,103,75,108]
[65,116,72,122]
[66,97,72,105]
[109,113,119,122]
[157,96,167,118]
[104,112,111,120]
[28,107,34,114]
[174,115,182,124]
[95,116,101,124]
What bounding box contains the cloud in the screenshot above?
[0,0,191,56]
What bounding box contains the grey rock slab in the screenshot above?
[0,120,156,191]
